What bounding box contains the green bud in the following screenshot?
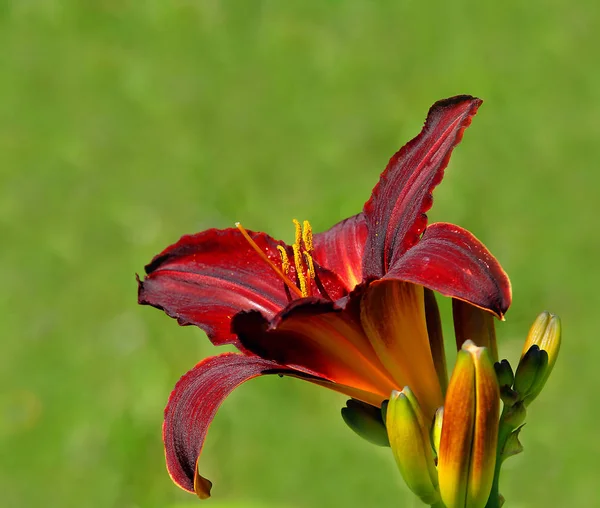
[341,399,389,447]
[387,388,440,505]
[494,359,514,388]
[520,312,562,405]
[513,345,548,400]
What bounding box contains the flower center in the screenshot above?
[235,219,316,298]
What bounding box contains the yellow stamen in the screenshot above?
[302,220,313,252]
[292,243,309,297]
[235,222,303,297]
[277,245,290,274]
[292,219,302,247]
[303,251,316,295]
[303,251,315,279]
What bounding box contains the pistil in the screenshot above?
[235,222,304,297]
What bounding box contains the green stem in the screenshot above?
[485,408,513,508]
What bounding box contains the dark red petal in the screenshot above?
[384,222,512,318]
[313,213,368,291]
[362,96,482,278]
[233,299,397,404]
[138,228,292,347]
[163,353,295,497]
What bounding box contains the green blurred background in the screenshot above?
[1,1,598,507]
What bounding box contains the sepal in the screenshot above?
[501,425,525,461]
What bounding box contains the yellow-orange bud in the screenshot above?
[438,341,500,508]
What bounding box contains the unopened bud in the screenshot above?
[514,345,548,399]
[341,399,389,447]
[520,312,561,405]
[494,359,514,388]
[438,341,500,508]
[386,388,440,505]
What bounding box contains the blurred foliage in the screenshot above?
[1,1,598,507]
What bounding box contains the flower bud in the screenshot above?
[341,399,389,447]
[494,359,514,389]
[438,341,500,508]
[513,345,548,400]
[519,312,561,405]
[386,388,440,505]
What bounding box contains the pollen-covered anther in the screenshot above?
[293,218,303,247]
[303,251,315,279]
[277,245,290,274]
[236,220,317,299]
[302,219,313,252]
[292,243,309,297]
[291,218,316,298]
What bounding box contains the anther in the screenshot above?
[293,219,302,247]
[277,245,290,274]
[302,220,313,252]
[292,243,309,297]
[303,251,315,279]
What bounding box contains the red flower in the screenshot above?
[137,96,511,499]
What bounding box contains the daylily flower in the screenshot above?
[137,95,512,499]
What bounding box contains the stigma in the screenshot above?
[235,219,317,299]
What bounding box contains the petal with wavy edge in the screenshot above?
[363,96,482,278]
[313,213,368,291]
[385,222,512,318]
[138,228,295,348]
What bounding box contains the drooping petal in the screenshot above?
[312,213,368,291]
[363,96,482,278]
[385,222,512,318]
[163,353,295,497]
[138,228,293,348]
[360,280,443,418]
[233,298,397,404]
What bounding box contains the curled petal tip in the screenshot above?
[194,469,213,500]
